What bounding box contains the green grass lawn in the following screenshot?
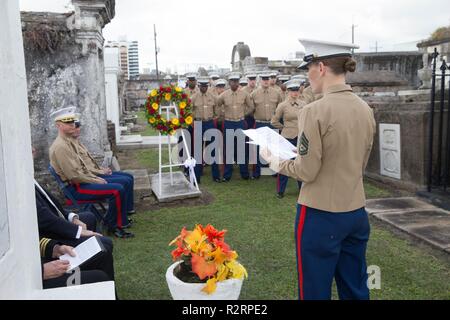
[112,149,450,300]
[132,110,158,136]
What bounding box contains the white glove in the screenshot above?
[259,147,281,173]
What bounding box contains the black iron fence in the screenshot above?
[427,48,450,192]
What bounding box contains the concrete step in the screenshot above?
[366,197,450,253]
[123,169,152,200]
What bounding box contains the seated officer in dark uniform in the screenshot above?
[40,237,111,289]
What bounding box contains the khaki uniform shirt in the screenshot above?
[300,86,323,106]
[242,86,256,95]
[49,135,99,184]
[74,140,104,176]
[184,86,199,97]
[278,84,376,212]
[250,87,283,121]
[280,90,288,101]
[271,96,303,139]
[271,84,282,93]
[191,90,219,121]
[210,86,220,97]
[217,89,254,121]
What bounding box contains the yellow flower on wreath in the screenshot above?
[175,87,183,93]
[148,117,156,124]
[150,89,158,97]
[172,118,179,126]
[185,116,193,125]
[165,93,172,101]
[179,101,187,109]
[152,103,159,110]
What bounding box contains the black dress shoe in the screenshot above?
[241,176,249,180]
[251,176,260,180]
[222,178,230,182]
[127,210,137,216]
[276,192,284,199]
[214,178,221,183]
[122,218,134,229]
[111,227,135,239]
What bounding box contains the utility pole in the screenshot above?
[154,24,159,80]
[370,41,383,53]
[351,16,358,54]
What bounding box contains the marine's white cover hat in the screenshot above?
[285,79,302,90]
[186,73,198,80]
[197,77,210,85]
[228,73,241,81]
[277,75,291,82]
[239,78,248,85]
[215,79,227,87]
[297,38,359,70]
[50,106,79,123]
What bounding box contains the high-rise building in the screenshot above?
[128,41,140,79]
[105,39,140,80]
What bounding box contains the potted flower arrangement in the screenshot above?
[166,224,247,300]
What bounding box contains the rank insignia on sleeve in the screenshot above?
[299,132,309,156]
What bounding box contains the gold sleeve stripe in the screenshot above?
[39,238,51,256]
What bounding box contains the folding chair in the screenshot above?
[48,164,108,228]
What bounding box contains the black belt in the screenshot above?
[194,118,214,121]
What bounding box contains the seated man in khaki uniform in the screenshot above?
[48,107,134,239]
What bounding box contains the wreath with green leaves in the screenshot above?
[145,85,193,136]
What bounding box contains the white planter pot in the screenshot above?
[166,261,243,300]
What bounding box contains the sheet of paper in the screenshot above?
[59,236,102,272]
[243,126,298,160]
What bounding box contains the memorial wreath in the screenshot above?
[145,85,193,135]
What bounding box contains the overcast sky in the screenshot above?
[20,0,450,74]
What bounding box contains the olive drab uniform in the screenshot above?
[250,86,283,178]
[271,96,303,194]
[190,90,221,182]
[217,89,254,180]
[49,136,130,231]
[276,84,376,300]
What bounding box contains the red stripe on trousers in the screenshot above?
[253,119,259,175]
[220,121,225,176]
[75,184,123,228]
[296,205,307,300]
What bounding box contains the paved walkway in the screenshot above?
[366,197,450,254]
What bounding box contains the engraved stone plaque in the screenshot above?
[379,124,401,179]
